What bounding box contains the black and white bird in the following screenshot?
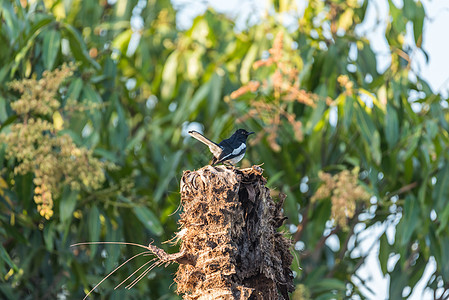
[188,129,254,165]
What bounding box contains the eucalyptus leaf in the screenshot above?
[133,206,163,236]
[88,206,101,257]
[42,29,61,70]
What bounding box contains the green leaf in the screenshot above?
[0,283,17,300]
[309,200,331,247]
[355,104,381,164]
[161,50,179,100]
[266,171,284,187]
[371,130,382,165]
[0,245,18,271]
[305,99,327,134]
[440,237,449,282]
[133,206,163,236]
[342,95,354,129]
[67,77,83,101]
[240,43,258,83]
[1,1,20,39]
[397,195,419,246]
[437,204,449,236]
[109,95,129,151]
[403,156,413,183]
[385,103,399,148]
[187,82,210,115]
[418,174,428,204]
[208,71,224,117]
[105,220,121,272]
[358,43,378,75]
[355,102,376,140]
[389,260,409,300]
[59,189,77,223]
[88,206,101,257]
[62,23,101,70]
[337,9,353,31]
[154,150,183,203]
[111,28,132,54]
[413,1,425,46]
[408,255,426,287]
[82,84,102,129]
[93,148,119,163]
[433,162,449,211]
[42,29,61,70]
[315,293,341,300]
[11,30,41,76]
[378,233,390,275]
[125,127,146,152]
[43,223,54,251]
[0,115,17,131]
[0,96,8,123]
[282,186,299,222]
[310,278,346,293]
[403,125,422,160]
[403,0,416,20]
[8,15,53,74]
[83,84,102,103]
[317,279,346,290]
[14,173,33,209]
[425,119,438,140]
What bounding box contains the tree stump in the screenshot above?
[173,165,294,300]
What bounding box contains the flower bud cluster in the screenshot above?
[337,75,354,96]
[8,65,74,116]
[311,169,370,229]
[1,64,105,220]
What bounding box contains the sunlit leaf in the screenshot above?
[240,43,258,84]
[42,29,61,70]
[413,1,425,46]
[111,28,132,54]
[161,50,179,100]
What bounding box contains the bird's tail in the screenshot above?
[188,130,222,157]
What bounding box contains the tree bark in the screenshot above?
[172,165,294,300]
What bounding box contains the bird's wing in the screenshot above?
[216,139,246,163]
[188,130,223,157]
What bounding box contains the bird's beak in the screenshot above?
[247,131,255,135]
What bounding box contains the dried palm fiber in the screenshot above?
[173,165,294,300]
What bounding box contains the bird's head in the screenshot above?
[235,129,255,139]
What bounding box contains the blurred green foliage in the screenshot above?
[0,0,448,299]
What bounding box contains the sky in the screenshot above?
[416,0,449,97]
[168,0,449,299]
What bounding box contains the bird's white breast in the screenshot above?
[219,143,247,164]
[228,153,245,164]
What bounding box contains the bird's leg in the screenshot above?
[210,157,218,166]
